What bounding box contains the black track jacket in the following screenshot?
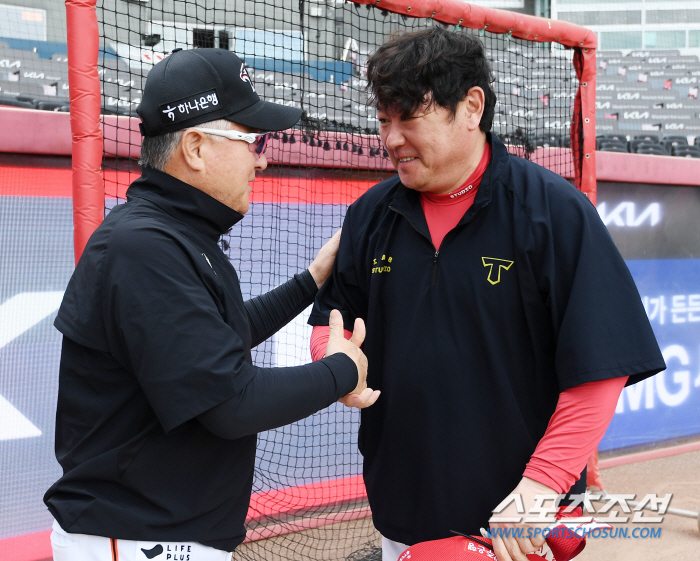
[309,134,665,545]
[46,168,357,551]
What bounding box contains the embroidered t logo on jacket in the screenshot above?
[482,257,514,285]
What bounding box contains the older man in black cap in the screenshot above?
[44,48,377,561]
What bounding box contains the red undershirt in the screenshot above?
[419,141,491,250]
[310,142,626,493]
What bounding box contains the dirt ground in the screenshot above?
[232,450,700,561]
[232,517,382,561]
[577,450,700,561]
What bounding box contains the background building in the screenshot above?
[552,0,700,54]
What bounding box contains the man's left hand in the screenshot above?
[489,477,559,561]
[308,229,341,288]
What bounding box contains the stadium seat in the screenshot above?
[672,145,700,158]
[15,95,40,107]
[663,135,689,144]
[37,100,69,111]
[596,134,627,149]
[633,134,659,143]
[663,138,688,152]
[630,139,659,153]
[0,95,33,108]
[637,144,669,156]
[599,141,628,153]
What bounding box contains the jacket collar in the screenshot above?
[388,132,506,239]
[126,167,244,241]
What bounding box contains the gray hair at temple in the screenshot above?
[138,118,232,171]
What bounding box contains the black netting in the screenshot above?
[95,2,582,559]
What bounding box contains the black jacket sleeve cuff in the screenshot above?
[318,353,358,397]
[298,269,320,297]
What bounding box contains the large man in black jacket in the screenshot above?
[45,48,376,561]
[309,28,664,561]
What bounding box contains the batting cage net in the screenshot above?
[64,1,597,559]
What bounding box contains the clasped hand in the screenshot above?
[324,309,380,409]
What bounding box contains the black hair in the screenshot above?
[366,27,496,132]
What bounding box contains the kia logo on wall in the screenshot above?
[623,111,650,119]
[598,202,661,227]
[544,120,570,129]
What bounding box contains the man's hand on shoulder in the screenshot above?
[489,477,558,561]
[308,229,341,288]
[325,309,379,409]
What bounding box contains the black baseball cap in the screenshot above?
[137,48,302,136]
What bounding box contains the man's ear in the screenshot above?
[463,87,485,131]
[179,129,207,173]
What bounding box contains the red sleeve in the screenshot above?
[310,325,353,362]
[523,376,628,493]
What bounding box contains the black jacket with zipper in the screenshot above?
[309,133,664,545]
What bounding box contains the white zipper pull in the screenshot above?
[202,253,217,276]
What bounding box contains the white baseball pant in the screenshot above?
[51,519,232,561]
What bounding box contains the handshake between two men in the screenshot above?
[324,309,380,410]
[306,228,377,410]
